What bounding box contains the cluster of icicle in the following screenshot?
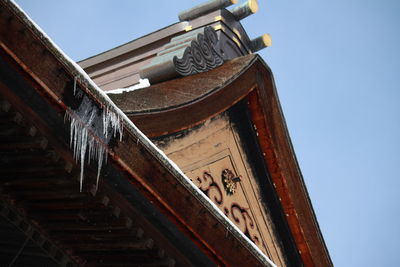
[65,79,123,192]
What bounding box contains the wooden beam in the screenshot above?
[178,0,237,21]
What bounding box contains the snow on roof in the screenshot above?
[7,1,276,266]
[106,78,150,95]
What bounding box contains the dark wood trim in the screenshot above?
[0,50,196,267]
[124,55,333,266]
[247,60,332,266]
[126,76,257,137]
[0,2,275,266]
[115,55,258,137]
[227,101,303,266]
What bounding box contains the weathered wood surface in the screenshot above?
[0,1,276,266]
[111,53,333,266]
[178,0,237,21]
[0,90,184,266]
[156,113,289,266]
[110,55,257,137]
[79,8,252,90]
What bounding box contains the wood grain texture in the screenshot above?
[114,53,333,266]
[0,1,275,266]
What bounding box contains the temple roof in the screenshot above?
[78,1,269,90]
[109,54,257,114]
[110,53,332,266]
[0,0,276,266]
[0,0,332,266]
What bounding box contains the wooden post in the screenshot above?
[231,0,258,20]
[250,34,272,52]
[178,0,238,21]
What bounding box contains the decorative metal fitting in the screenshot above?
[221,168,241,195]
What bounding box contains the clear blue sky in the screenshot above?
[15,1,400,266]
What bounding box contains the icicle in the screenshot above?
[73,76,77,95]
[95,145,105,191]
[64,88,123,192]
[102,105,123,141]
[79,128,87,191]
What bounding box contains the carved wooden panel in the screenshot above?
[188,155,268,249]
[156,114,287,266]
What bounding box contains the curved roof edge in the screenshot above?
[1,1,277,266]
[110,54,333,266]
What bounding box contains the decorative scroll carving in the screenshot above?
[194,170,264,250]
[173,26,224,76]
[230,203,262,247]
[221,168,241,195]
[197,171,223,205]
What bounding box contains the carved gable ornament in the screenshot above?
[139,26,225,84]
[160,115,287,264]
[173,26,224,76]
[221,168,241,195]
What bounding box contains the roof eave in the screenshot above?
[0,1,276,266]
[109,54,333,266]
